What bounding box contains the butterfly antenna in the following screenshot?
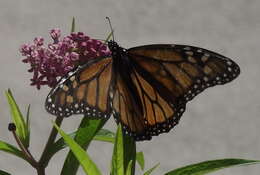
[106,17,115,41]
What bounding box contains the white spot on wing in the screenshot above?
[70,76,75,81]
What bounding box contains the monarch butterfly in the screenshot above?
[45,32,240,141]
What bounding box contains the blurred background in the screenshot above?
[0,0,260,174]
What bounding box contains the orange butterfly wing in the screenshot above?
[129,44,240,103]
[111,68,183,140]
[110,44,240,140]
[45,56,113,118]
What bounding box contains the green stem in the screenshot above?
[38,116,64,167]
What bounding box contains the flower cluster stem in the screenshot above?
[36,166,45,175]
[39,116,64,167]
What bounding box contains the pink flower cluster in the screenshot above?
[20,29,111,89]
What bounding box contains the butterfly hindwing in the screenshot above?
[45,56,113,118]
[112,68,187,140]
[111,74,151,140]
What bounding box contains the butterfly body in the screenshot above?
[108,41,144,117]
[46,41,240,141]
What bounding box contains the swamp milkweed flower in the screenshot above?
[20,29,111,89]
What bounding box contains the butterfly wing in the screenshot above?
[111,68,184,141]
[110,44,240,141]
[128,44,240,103]
[45,56,113,118]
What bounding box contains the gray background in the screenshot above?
[0,0,260,174]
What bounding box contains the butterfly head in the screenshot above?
[108,40,120,55]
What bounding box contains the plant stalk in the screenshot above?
[36,166,45,175]
[38,116,64,168]
[11,130,38,168]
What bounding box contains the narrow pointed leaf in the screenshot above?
[0,169,11,175]
[55,128,114,151]
[111,124,125,175]
[165,159,260,175]
[44,128,114,165]
[144,163,160,175]
[123,134,136,175]
[26,104,30,126]
[111,124,136,175]
[0,140,26,161]
[136,152,145,170]
[60,117,108,175]
[53,121,102,175]
[5,89,29,148]
[25,104,30,147]
[126,160,133,175]
[71,17,75,33]
[43,127,138,168]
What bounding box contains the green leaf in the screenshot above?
[71,17,75,33]
[136,152,145,170]
[126,160,133,175]
[144,163,160,175]
[123,134,136,175]
[165,159,260,175]
[93,128,115,143]
[111,124,136,175]
[25,104,30,148]
[0,140,26,161]
[111,124,125,175]
[60,117,108,175]
[5,89,29,148]
[43,128,114,165]
[0,169,11,175]
[26,104,30,127]
[53,121,102,175]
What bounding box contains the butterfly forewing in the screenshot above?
[45,56,113,118]
[128,44,240,104]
